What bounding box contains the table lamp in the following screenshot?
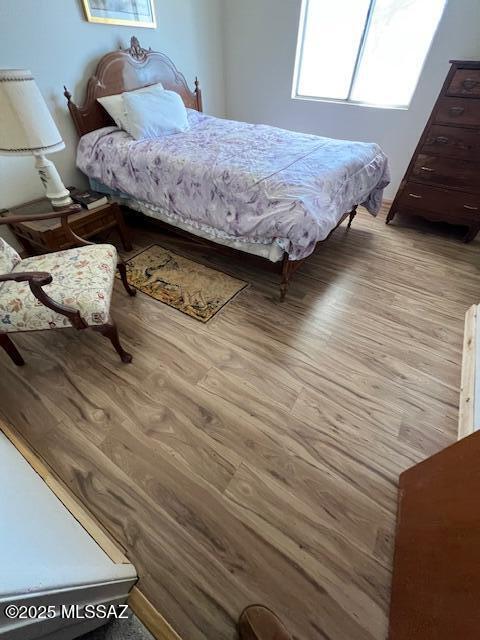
[0,69,72,208]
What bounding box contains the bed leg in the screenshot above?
[280,255,290,302]
[280,255,301,302]
[347,206,358,229]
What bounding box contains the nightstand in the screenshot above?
[0,195,132,254]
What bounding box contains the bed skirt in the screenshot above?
[90,179,285,263]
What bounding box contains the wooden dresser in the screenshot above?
[388,60,480,242]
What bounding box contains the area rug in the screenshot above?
[119,245,248,323]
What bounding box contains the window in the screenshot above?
[293,0,447,109]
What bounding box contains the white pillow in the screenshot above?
[123,88,190,140]
[97,82,164,130]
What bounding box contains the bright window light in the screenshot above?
[293,0,447,108]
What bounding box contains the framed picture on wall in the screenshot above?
[82,0,156,29]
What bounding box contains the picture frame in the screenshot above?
[82,0,157,29]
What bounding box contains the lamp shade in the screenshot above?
[0,69,65,156]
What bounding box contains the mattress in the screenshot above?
[77,109,390,261]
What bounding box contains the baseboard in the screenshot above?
[128,587,182,640]
[0,418,182,640]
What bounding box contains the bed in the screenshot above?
[66,37,390,299]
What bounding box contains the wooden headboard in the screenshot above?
[64,36,203,138]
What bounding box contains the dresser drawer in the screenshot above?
[435,97,480,127]
[447,69,480,97]
[423,125,480,161]
[398,182,480,222]
[412,154,480,193]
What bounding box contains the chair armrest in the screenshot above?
[0,204,82,226]
[0,270,88,330]
[0,204,95,248]
[0,271,52,286]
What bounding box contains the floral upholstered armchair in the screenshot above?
[0,204,136,366]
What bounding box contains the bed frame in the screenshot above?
[64,36,357,300]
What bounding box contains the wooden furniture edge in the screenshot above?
[458,304,477,439]
[128,587,183,640]
[0,417,183,640]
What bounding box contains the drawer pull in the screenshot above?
[420,166,435,172]
[463,205,479,211]
[408,193,422,199]
[449,106,465,116]
[463,78,480,92]
[434,136,449,144]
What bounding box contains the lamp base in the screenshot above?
[34,154,73,209]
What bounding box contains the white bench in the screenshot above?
[0,424,137,640]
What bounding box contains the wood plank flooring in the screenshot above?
[1,206,478,640]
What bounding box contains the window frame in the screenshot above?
[292,0,445,110]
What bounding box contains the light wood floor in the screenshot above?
[1,206,478,640]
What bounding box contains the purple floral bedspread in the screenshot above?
[77,110,390,260]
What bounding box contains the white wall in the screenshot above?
[0,0,225,217]
[223,0,480,198]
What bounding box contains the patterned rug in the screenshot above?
[119,245,248,323]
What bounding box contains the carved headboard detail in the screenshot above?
[64,37,203,138]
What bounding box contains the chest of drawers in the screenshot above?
[388,60,480,242]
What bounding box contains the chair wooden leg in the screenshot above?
[94,321,132,363]
[117,261,136,297]
[0,334,25,366]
